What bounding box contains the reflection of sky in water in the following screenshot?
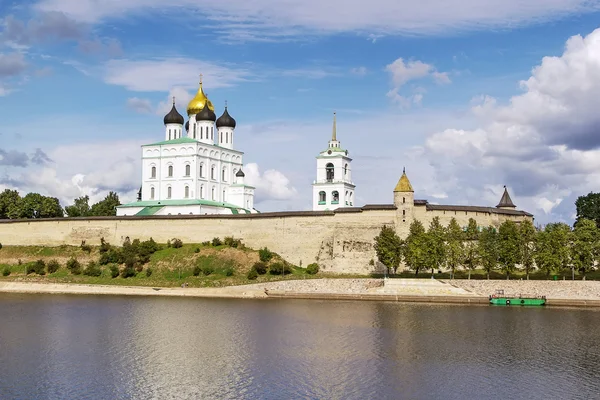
[1,295,600,400]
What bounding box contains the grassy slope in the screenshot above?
[0,244,354,288]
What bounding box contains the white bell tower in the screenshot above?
[312,112,355,211]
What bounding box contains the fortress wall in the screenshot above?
[412,207,533,231]
[0,209,396,275]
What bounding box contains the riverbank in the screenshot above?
[3,279,600,307]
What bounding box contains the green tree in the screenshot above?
[534,230,554,277]
[519,220,537,280]
[546,223,573,278]
[404,220,427,276]
[90,191,121,216]
[575,192,600,227]
[571,219,598,280]
[0,189,20,219]
[373,225,403,274]
[424,217,447,277]
[65,195,91,217]
[7,193,63,219]
[497,220,520,279]
[445,218,464,279]
[463,218,480,279]
[477,226,498,279]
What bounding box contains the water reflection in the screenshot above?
[1,294,599,400]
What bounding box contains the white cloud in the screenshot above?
[350,66,368,76]
[385,58,450,107]
[103,58,254,92]
[244,162,298,202]
[422,27,600,223]
[35,0,600,40]
[126,97,154,114]
[0,52,27,77]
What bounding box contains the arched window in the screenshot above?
[222,168,227,182]
[349,192,353,206]
[211,187,215,200]
[226,132,229,144]
[168,165,173,177]
[194,124,196,137]
[223,190,226,201]
[319,191,326,204]
[326,163,334,182]
[211,165,215,180]
[151,166,156,179]
[345,191,349,205]
[219,132,222,143]
[168,129,171,140]
[167,186,172,199]
[185,164,191,176]
[199,163,204,178]
[332,191,339,204]
[211,127,214,140]
[344,164,348,176]
[403,197,406,204]
[150,187,155,200]
[200,185,205,199]
[200,126,203,139]
[184,186,190,198]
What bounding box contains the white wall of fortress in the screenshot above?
[0,205,532,274]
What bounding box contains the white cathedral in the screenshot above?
[116,77,257,216]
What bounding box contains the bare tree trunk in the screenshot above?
[468,270,471,280]
[487,271,490,280]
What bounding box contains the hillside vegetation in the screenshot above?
[0,237,326,288]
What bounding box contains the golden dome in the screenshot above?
[394,168,414,192]
[187,78,215,116]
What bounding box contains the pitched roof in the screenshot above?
[496,186,516,208]
[394,168,414,192]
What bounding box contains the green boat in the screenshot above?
[489,289,546,306]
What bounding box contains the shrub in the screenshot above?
[121,266,136,278]
[202,266,214,276]
[247,268,258,280]
[66,258,82,275]
[47,259,60,274]
[269,262,291,275]
[18,259,22,265]
[80,240,92,253]
[2,266,10,276]
[306,263,319,275]
[146,268,153,277]
[369,259,375,266]
[99,237,111,253]
[253,262,268,275]
[259,247,274,263]
[83,261,102,277]
[26,263,36,275]
[109,264,119,278]
[224,237,243,248]
[0,243,3,250]
[201,241,211,246]
[194,247,200,253]
[211,237,222,246]
[170,238,183,248]
[99,249,123,265]
[34,259,46,275]
[193,265,201,276]
[224,267,234,277]
[135,263,144,273]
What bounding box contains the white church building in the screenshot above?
[116,77,257,216]
[312,113,355,211]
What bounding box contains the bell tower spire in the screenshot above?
[328,111,340,149]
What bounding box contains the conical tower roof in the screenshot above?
[394,168,414,192]
[496,186,516,208]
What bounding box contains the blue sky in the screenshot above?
[2,0,600,224]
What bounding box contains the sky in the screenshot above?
[1,0,600,224]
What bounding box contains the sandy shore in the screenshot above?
[2,279,600,307]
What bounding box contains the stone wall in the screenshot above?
[0,204,532,274]
[0,209,395,275]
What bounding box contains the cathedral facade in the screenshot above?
[116,78,256,216]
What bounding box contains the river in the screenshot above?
[0,294,599,399]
